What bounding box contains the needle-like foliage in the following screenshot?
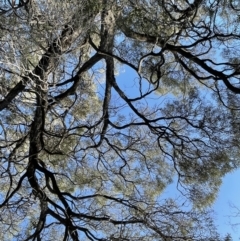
[0,0,239,240]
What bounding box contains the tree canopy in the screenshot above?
[0,0,240,240]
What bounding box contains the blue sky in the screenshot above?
[214,169,240,240]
